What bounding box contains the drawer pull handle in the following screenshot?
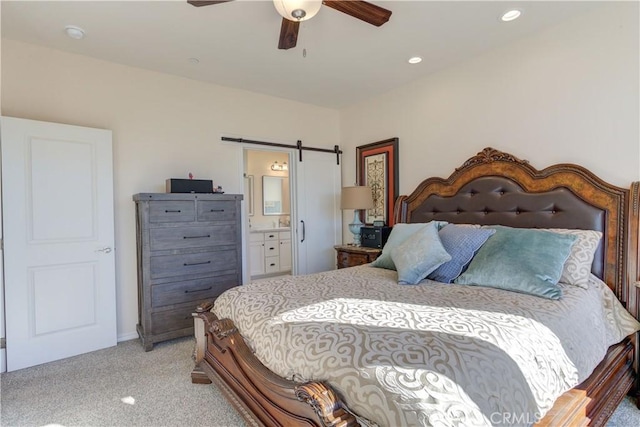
[165,210,182,213]
[183,235,211,239]
[183,261,211,266]
[268,234,275,238]
[185,286,212,293]
[270,263,276,266]
[269,247,275,250]
[210,209,225,212]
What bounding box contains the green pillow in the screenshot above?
[391,222,451,285]
[454,225,578,299]
[372,221,447,270]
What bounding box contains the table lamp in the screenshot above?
[341,186,374,246]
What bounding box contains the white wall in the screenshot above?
[340,2,640,202]
[0,39,340,341]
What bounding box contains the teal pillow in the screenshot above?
[454,226,578,299]
[391,222,452,285]
[372,221,447,270]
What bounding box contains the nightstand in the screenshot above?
[334,245,382,269]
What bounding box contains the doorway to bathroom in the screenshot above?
[244,149,292,280]
[242,146,342,282]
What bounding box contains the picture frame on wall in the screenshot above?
[356,137,399,226]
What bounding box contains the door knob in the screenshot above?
[96,247,113,253]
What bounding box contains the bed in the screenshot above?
[192,147,640,426]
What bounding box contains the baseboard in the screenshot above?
[117,332,139,343]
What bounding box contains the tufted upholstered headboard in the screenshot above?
[394,147,640,318]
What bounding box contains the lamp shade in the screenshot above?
[273,0,322,22]
[341,186,374,210]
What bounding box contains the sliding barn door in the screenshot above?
[294,151,342,274]
[1,116,117,371]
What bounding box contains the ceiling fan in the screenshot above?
[187,0,392,50]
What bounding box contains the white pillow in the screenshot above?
[545,228,602,288]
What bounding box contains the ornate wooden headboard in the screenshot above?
[394,147,640,320]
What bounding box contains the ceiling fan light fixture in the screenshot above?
[273,0,322,22]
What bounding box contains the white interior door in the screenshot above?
[1,116,116,371]
[294,151,342,275]
[0,172,5,373]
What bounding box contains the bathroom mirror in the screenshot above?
[263,176,289,215]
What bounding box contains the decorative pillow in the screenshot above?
[545,228,602,289]
[428,224,496,283]
[391,222,451,285]
[454,226,578,300]
[371,221,447,270]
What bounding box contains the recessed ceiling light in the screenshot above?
[64,25,85,40]
[501,10,522,22]
[188,57,200,64]
[408,56,422,65]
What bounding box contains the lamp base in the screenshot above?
[348,210,364,246]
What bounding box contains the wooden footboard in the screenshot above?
[536,334,636,427]
[191,302,358,427]
[192,300,636,427]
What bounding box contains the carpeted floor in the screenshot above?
[0,337,245,427]
[0,336,638,426]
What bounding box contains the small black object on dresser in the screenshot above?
[166,178,214,193]
[360,226,392,249]
[133,193,243,351]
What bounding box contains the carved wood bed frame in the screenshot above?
[192,147,640,426]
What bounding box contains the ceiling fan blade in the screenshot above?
[187,1,233,7]
[278,18,300,50]
[322,0,391,26]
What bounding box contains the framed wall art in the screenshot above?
[356,137,399,226]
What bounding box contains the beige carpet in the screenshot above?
[1,336,638,426]
[0,337,245,427]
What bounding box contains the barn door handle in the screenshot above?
[300,220,305,243]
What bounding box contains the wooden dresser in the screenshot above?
[334,244,382,269]
[133,193,243,350]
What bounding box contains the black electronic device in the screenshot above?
[166,178,213,194]
[361,226,392,249]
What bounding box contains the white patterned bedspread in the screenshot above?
[213,266,640,426]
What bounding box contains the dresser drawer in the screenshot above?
[150,250,237,279]
[149,201,195,223]
[197,201,237,222]
[264,241,279,256]
[265,256,280,273]
[151,275,238,308]
[338,251,369,268]
[279,231,291,240]
[150,306,194,335]
[264,232,279,241]
[150,225,237,251]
